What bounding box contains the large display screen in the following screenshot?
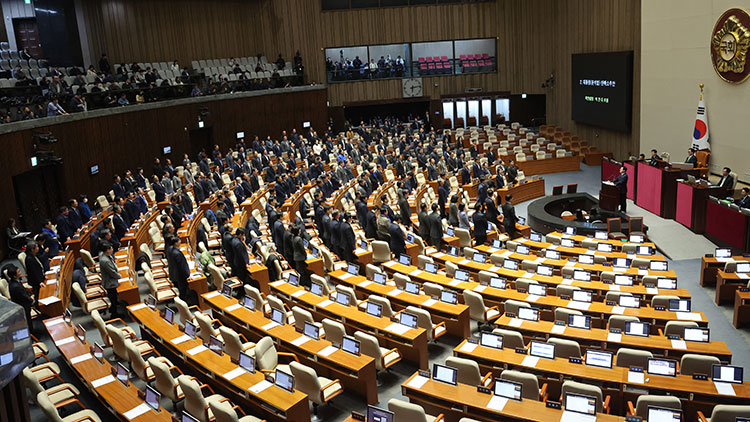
[571,51,633,132]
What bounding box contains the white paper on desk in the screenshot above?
[317,299,333,308]
[487,395,508,412]
[186,345,208,356]
[716,257,732,263]
[739,273,750,280]
[387,289,402,297]
[508,318,523,328]
[359,280,372,288]
[564,261,575,267]
[525,294,540,303]
[409,269,423,276]
[715,381,736,396]
[171,335,191,345]
[91,375,115,388]
[534,257,546,264]
[585,250,595,255]
[459,342,478,353]
[628,370,645,384]
[318,345,338,357]
[55,337,75,347]
[385,322,410,335]
[560,410,596,422]
[45,318,65,327]
[204,291,220,299]
[70,353,93,365]
[608,285,620,292]
[610,306,625,315]
[567,301,590,311]
[271,280,286,287]
[291,336,311,347]
[124,403,151,420]
[249,379,273,394]
[130,303,147,312]
[548,245,559,250]
[613,267,627,273]
[646,287,658,295]
[225,303,242,312]
[423,298,438,307]
[521,355,539,368]
[487,247,499,253]
[560,279,574,285]
[607,332,622,342]
[292,290,306,298]
[38,296,60,305]
[676,312,701,321]
[433,252,445,258]
[638,269,648,276]
[522,272,535,279]
[339,273,353,280]
[355,248,367,255]
[473,285,487,293]
[500,251,513,258]
[670,339,687,350]
[261,322,280,331]
[448,279,462,286]
[406,375,429,389]
[117,266,128,271]
[458,259,470,265]
[551,324,566,334]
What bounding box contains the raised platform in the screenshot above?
[526,192,626,235]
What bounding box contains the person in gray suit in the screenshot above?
[98,241,121,318]
[428,203,443,250]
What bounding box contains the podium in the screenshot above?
[636,162,700,219]
[675,180,728,233]
[599,181,620,211]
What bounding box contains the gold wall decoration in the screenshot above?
[711,8,750,83]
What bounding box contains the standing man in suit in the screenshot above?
[168,236,190,300]
[231,228,254,288]
[340,213,357,263]
[437,179,448,218]
[292,226,310,287]
[24,241,45,308]
[428,203,443,250]
[112,175,126,200]
[472,203,488,246]
[329,210,342,256]
[718,167,735,189]
[614,166,628,212]
[398,189,411,228]
[505,160,518,185]
[502,194,519,239]
[56,206,76,244]
[389,215,406,258]
[99,241,121,318]
[152,175,166,202]
[685,148,698,168]
[111,205,128,242]
[7,265,33,329]
[418,203,430,241]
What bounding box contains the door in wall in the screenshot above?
[14,18,42,59]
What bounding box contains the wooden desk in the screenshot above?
[733,289,750,328]
[268,280,429,369]
[500,155,581,176]
[128,304,311,422]
[201,291,379,405]
[44,316,172,422]
[329,269,471,338]
[705,199,750,252]
[716,270,750,305]
[636,162,700,219]
[505,237,665,262]
[65,210,113,259]
[675,181,728,234]
[498,177,546,205]
[38,253,68,316]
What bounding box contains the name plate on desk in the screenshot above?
[249,379,273,394]
[186,345,208,356]
[123,403,151,420]
[406,375,430,389]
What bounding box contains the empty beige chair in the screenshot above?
[355,331,401,372]
[405,306,446,341]
[521,260,538,272]
[561,380,609,413]
[503,299,528,316]
[321,318,346,345]
[290,361,343,420]
[631,258,650,268]
[107,325,153,362]
[463,289,500,330]
[663,321,698,337]
[615,348,652,368]
[556,149,567,158]
[556,285,580,298]
[476,270,495,284]
[368,295,395,318]
[23,367,79,407]
[219,326,256,362]
[243,285,271,313]
[292,306,324,336]
[554,307,582,323]
[651,295,679,309]
[335,284,361,306]
[445,261,458,277]
[209,399,264,422]
[149,356,184,403]
[463,247,478,259]
[366,264,383,280]
[546,234,561,244]
[71,283,109,313]
[174,297,198,327]
[581,238,597,249]
[627,395,681,419]
[127,340,173,382]
[680,353,720,376]
[252,336,299,374]
[500,369,548,401]
[37,391,102,422]
[372,240,391,263]
[91,309,137,347]
[178,375,229,422]
[489,254,505,266]
[505,240,518,251]
[605,291,632,303]
[621,243,638,254]
[492,328,525,349]
[144,272,178,302]
[417,255,434,269]
[455,228,472,248]
[422,282,443,297]
[445,356,492,387]
[388,398,444,422]
[608,315,639,331]
[515,278,538,292]
[548,338,581,359]
[698,405,750,422]
[393,273,410,290]
[267,295,294,324]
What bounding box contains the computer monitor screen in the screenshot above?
[366,301,383,317]
[489,277,506,289]
[446,226,454,236]
[236,131,245,139]
[595,231,608,240]
[75,324,86,341]
[613,257,630,268]
[578,254,594,264]
[303,321,319,340]
[347,263,359,276]
[597,243,613,253]
[182,411,200,422]
[585,350,613,369]
[185,321,196,338]
[288,273,300,286]
[737,262,750,273]
[164,308,175,324]
[209,335,223,355]
[518,307,539,321]
[239,351,255,373]
[367,405,394,422]
[614,275,633,286]
[712,364,743,384]
[448,246,459,256]
[492,239,504,248]
[619,295,640,308]
[455,269,470,281]
[275,369,294,392]
[440,290,458,304]
[116,362,129,386]
[518,216,526,225]
[432,364,458,385]
[424,262,437,273]
[310,282,323,296]
[530,232,542,242]
[683,327,709,343]
[360,240,368,250]
[92,342,104,361]
[480,332,503,349]
[545,250,561,260]
[221,283,233,296]
[668,299,691,312]
[625,321,650,337]
[405,281,420,295]
[145,385,161,411]
[399,254,411,266]
[243,296,256,311]
[537,265,553,276]
[146,295,156,308]
[561,238,575,248]
[565,392,597,415]
[650,261,668,271]
[572,290,592,303]
[573,270,591,281]
[565,227,576,235]
[399,312,418,328]
[647,358,677,377]
[528,283,547,297]
[629,234,644,243]
[568,314,591,329]
[647,406,682,422]
[311,247,319,258]
[89,164,99,175]
[529,341,555,359]
[335,291,350,306]
[373,272,387,285]
[473,252,486,263]
[342,336,361,356]
[503,259,519,271]
[657,278,677,289]
[637,246,653,255]
[494,379,522,400]
[271,307,285,324]
[406,234,414,243]
[716,248,732,258]
[516,245,530,255]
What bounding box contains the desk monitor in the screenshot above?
[537,265,553,276]
[221,282,233,297]
[146,294,156,309]
[405,281,420,295]
[360,240,368,250]
[573,270,591,282]
[529,341,555,359]
[399,312,418,329]
[528,283,547,297]
[310,281,324,296]
[597,243,613,253]
[446,227,455,236]
[145,385,161,411]
[530,232,542,242]
[242,296,257,312]
[399,254,411,266]
[518,307,539,321]
[650,260,669,271]
[455,269,470,282]
[63,309,72,325]
[288,273,300,287]
[565,227,577,236]
[75,324,86,342]
[492,239,504,249]
[275,369,294,392]
[373,272,387,285]
[648,358,677,377]
[116,362,130,386]
[561,238,576,248]
[161,307,174,324]
[184,321,196,339]
[619,295,640,308]
[367,405,394,422]
[366,301,383,318]
[480,332,503,349]
[737,262,750,273]
[406,233,414,243]
[347,263,359,276]
[712,364,744,384]
[440,290,458,304]
[647,406,682,422]
[629,234,644,243]
[578,254,594,265]
[494,379,523,401]
[342,336,361,356]
[585,350,613,369]
[303,321,319,340]
[657,278,677,290]
[432,363,458,386]
[625,321,650,337]
[564,392,597,416]
[572,290,592,303]
[518,216,526,225]
[473,252,487,264]
[271,307,286,325]
[716,248,732,259]
[637,246,653,255]
[311,247,319,258]
[568,314,591,330]
[489,277,506,289]
[614,275,633,286]
[668,299,691,312]
[545,249,561,260]
[92,342,104,362]
[424,262,437,274]
[182,411,200,422]
[516,245,530,255]
[503,259,519,271]
[684,327,709,343]
[239,351,255,373]
[209,335,223,355]
[595,231,608,240]
[613,257,630,268]
[335,291,350,307]
[447,246,459,257]
[737,419,750,422]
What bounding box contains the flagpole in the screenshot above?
[699,83,704,101]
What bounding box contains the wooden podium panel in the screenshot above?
[675,181,727,233]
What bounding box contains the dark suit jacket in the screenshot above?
[718,175,734,189]
[398,198,411,225]
[292,236,307,262]
[428,211,442,240]
[418,211,430,239]
[153,182,166,202]
[614,173,628,196]
[168,246,190,287]
[341,222,356,255]
[502,202,517,231]
[685,154,698,167]
[365,211,378,239]
[388,222,406,256]
[230,237,249,274]
[472,212,488,241]
[25,254,45,287]
[113,182,125,200]
[113,213,127,241]
[459,167,471,185]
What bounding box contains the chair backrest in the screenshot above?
[90,310,112,346]
[71,283,88,311]
[629,217,643,232]
[354,331,385,369]
[607,217,621,233]
[178,375,210,422]
[321,318,346,345]
[253,336,278,371]
[335,285,358,305]
[445,356,482,386]
[492,328,525,349]
[463,290,489,322]
[267,295,287,316]
[422,282,443,298]
[36,391,64,422]
[615,348,652,368]
[243,285,266,312]
[80,249,96,268]
[554,307,582,323]
[366,264,383,280]
[209,399,240,422]
[195,312,219,343]
[503,299,527,316]
[455,228,472,248]
[291,306,315,332]
[218,326,244,362]
[126,339,150,381]
[290,361,325,405]
[372,240,391,262]
[500,369,540,400]
[22,367,44,400]
[388,398,430,422]
[680,353,719,376]
[150,356,181,402]
[709,405,750,422]
[405,306,434,336]
[663,321,698,337]
[608,315,639,331]
[107,324,130,361]
[174,297,194,326]
[368,295,394,318]
[651,295,679,308]
[445,261,458,277]
[393,273,410,290]
[634,395,681,419]
[548,338,581,359]
[207,264,225,290]
[561,380,604,413]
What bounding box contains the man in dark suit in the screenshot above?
[427,158,438,181]
[112,205,128,242]
[477,175,488,207]
[472,203,488,245]
[505,160,518,185]
[193,178,206,203]
[231,228,254,288]
[122,170,136,193]
[485,190,501,229]
[736,187,750,208]
[459,163,471,185]
[613,165,628,212]
[418,203,430,241]
[135,189,149,215]
[502,194,519,239]
[398,190,412,228]
[355,194,369,228]
[56,206,76,243]
[7,265,33,328]
[437,180,448,218]
[67,199,83,229]
[648,149,661,166]
[291,226,310,287]
[125,192,141,222]
[329,210,342,256]
[389,216,406,258]
[168,236,191,300]
[152,176,166,202]
[365,207,379,239]
[685,148,698,168]
[112,175,126,200]
[718,167,734,189]
[135,168,147,189]
[25,241,45,308]
[340,213,357,263]
[320,206,332,248]
[428,203,443,250]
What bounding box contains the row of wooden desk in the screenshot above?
[699,255,750,327]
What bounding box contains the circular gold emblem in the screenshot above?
[711,8,750,83]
